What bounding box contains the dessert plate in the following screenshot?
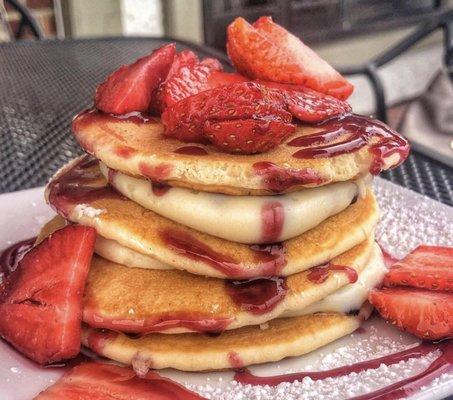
[0,178,452,400]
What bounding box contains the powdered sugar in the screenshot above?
[170,178,453,400]
[73,204,106,219]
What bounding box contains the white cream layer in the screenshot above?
[285,244,387,316]
[100,162,370,244]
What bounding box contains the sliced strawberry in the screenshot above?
[95,43,176,114]
[227,17,353,100]
[35,362,205,399]
[369,288,453,340]
[151,49,198,112]
[256,80,351,122]
[204,118,295,154]
[162,81,295,153]
[156,54,222,111]
[206,70,248,87]
[383,245,453,292]
[0,225,96,364]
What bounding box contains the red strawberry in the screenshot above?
[383,245,453,292]
[0,225,96,364]
[369,288,453,340]
[206,70,248,87]
[256,80,351,122]
[156,54,222,111]
[162,81,295,153]
[151,49,198,112]
[95,43,176,114]
[204,119,295,154]
[227,17,353,100]
[35,362,205,399]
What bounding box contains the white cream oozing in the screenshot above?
[285,244,387,316]
[100,163,370,244]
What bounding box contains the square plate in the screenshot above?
[0,179,452,400]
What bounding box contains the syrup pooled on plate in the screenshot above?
[234,341,452,395]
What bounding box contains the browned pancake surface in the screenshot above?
[72,111,405,195]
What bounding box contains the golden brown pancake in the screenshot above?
[45,157,379,279]
[72,110,407,195]
[36,217,382,335]
[81,239,376,334]
[81,313,360,371]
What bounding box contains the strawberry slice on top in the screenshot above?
[383,245,453,292]
[256,80,352,123]
[0,225,96,364]
[154,50,247,112]
[227,16,353,100]
[35,362,205,399]
[369,288,453,340]
[95,43,176,115]
[162,81,295,153]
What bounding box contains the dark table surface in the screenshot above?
[0,37,452,206]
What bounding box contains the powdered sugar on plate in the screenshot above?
[0,180,452,400]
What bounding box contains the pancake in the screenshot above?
[45,156,379,279]
[80,239,378,334]
[81,312,360,371]
[72,110,408,195]
[37,215,172,271]
[101,161,368,244]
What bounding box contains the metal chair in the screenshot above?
[3,0,44,40]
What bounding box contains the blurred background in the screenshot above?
[1,0,451,117]
[1,0,452,200]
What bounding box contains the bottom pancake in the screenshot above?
[81,312,360,371]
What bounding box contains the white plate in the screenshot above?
[0,179,452,400]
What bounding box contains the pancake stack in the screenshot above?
[40,104,409,371]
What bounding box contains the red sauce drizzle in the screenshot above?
[289,114,410,175]
[253,161,324,193]
[159,228,286,278]
[151,181,171,197]
[378,244,399,269]
[47,156,120,218]
[234,341,452,394]
[174,146,208,156]
[0,238,36,284]
[115,145,135,159]
[226,276,288,315]
[261,201,284,243]
[83,310,232,334]
[228,351,244,369]
[72,108,155,131]
[138,162,173,182]
[307,263,358,284]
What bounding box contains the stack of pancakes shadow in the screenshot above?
[41,110,408,372]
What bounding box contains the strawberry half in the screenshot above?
[162,81,295,153]
[227,17,353,100]
[95,43,176,114]
[369,288,453,340]
[256,80,351,123]
[0,225,96,364]
[35,362,205,399]
[383,245,453,292]
[153,50,247,112]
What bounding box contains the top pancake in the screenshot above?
[72,110,407,195]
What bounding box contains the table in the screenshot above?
[0,37,452,206]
